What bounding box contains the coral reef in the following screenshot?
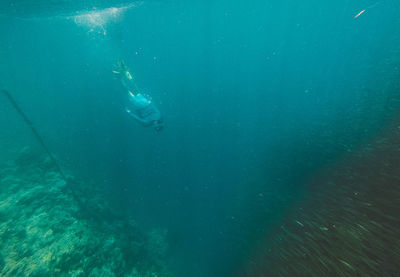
[0,146,173,277]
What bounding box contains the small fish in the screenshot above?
[354,9,366,18]
[340,260,355,270]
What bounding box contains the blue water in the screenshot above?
[1,0,400,276]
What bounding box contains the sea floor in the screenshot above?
[0,146,174,277]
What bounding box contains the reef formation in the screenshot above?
[0,146,173,277]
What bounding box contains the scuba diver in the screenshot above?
[113,61,163,131]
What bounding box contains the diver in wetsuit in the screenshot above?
[113,61,163,131]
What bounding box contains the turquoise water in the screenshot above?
[1,1,400,276]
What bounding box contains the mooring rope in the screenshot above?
[1,88,83,207]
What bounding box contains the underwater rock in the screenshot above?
[14,146,44,168]
[0,149,174,277]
